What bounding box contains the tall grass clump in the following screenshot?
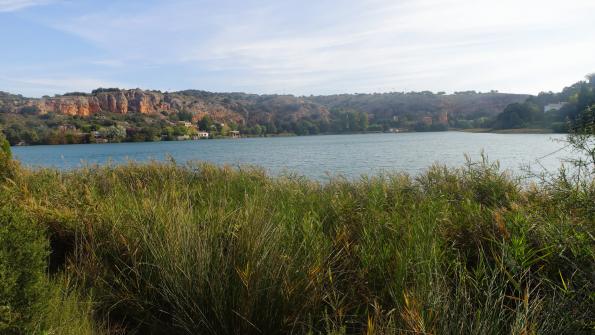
[2,156,594,334]
[0,140,102,335]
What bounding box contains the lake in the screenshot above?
[12,132,570,180]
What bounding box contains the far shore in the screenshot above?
[10,129,564,147]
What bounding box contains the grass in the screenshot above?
[0,155,593,334]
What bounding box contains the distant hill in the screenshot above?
[0,88,528,127]
[0,88,533,144]
[308,91,529,121]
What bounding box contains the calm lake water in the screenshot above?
[12,132,570,180]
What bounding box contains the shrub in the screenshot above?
[0,133,14,180]
[0,205,48,334]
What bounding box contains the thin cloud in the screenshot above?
[0,76,128,97]
[0,0,57,12]
[5,0,595,96]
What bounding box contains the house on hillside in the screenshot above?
[91,131,109,143]
[544,102,567,113]
[421,116,433,126]
[178,121,193,128]
[58,124,77,132]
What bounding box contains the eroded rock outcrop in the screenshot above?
[7,88,331,126]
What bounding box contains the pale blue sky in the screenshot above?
[1,0,594,97]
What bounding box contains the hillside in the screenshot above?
[0,89,330,126]
[0,88,529,145]
[0,88,527,123]
[309,91,529,120]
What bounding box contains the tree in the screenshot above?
[177,110,193,122]
[199,116,213,131]
[265,121,277,134]
[565,105,595,174]
[173,126,188,137]
[19,106,40,115]
[100,126,126,142]
[359,112,369,131]
[494,102,541,129]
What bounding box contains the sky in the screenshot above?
[1,0,594,97]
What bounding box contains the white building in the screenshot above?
[544,102,567,113]
[178,121,193,128]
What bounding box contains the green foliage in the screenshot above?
[19,106,40,115]
[0,133,13,179]
[0,133,10,160]
[2,157,591,334]
[0,205,48,334]
[198,115,214,131]
[497,74,595,131]
[0,88,535,144]
[34,276,104,335]
[177,110,193,122]
[494,102,542,129]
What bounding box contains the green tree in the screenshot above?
[359,112,369,131]
[173,126,188,137]
[177,110,193,122]
[265,121,277,134]
[494,102,541,129]
[199,116,213,131]
[253,124,264,136]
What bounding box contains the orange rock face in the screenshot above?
[13,88,329,129]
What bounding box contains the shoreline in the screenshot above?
[10,129,563,147]
[457,128,556,134]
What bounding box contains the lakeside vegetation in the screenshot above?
[1,75,593,146]
[492,75,595,132]
[1,119,593,334]
[0,88,526,146]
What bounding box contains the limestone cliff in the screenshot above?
[1,88,528,127]
[2,88,330,127]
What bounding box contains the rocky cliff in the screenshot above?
[1,88,528,126]
[0,88,330,126]
[33,89,163,116]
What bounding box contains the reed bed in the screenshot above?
[0,156,593,334]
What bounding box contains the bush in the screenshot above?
[0,205,48,334]
[0,133,13,180]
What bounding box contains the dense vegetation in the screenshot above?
[0,111,223,145]
[2,75,595,145]
[494,75,595,131]
[0,123,593,334]
[0,88,529,145]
